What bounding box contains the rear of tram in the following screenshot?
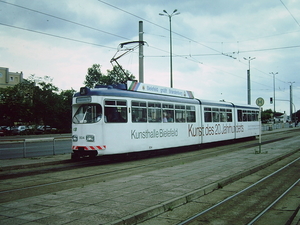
[71,87,106,159]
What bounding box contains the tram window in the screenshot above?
[212,108,219,122]
[105,100,127,123]
[148,102,161,122]
[175,105,186,122]
[255,111,259,121]
[242,110,248,121]
[73,104,103,124]
[227,109,233,122]
[251,111,255,121]
[247,111,252,121]
[163,104,174,123]
[186,105,196,122]
[105,101,115,105]
[132,101,147,123]
[204,107,212,122]
[238,110,243,122]
[220,108,227,122]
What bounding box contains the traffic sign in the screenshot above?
[256,97,264,107]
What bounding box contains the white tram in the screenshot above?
[71,81,260,159]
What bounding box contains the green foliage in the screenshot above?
[84,64,104,88]
[0,63,135,133]
[261,109,273,123]
[261,109,284,123]
[84,64,135,88]
[0,75,75,132]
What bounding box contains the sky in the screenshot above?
[1,0,300,115]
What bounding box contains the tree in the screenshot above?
[0,80,35,126]
[84,64,104,88]
[56,89,75,132]
[84,64,135,88]
[261,109,273,123]
[0,75,75,133]
[106,65,135,84]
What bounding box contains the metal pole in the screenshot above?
[289,82,295,123]
[23,139,26,158]
[169,16,173,88]
[247,69,251,105]
[274,74,275,123]
[244,57,255,105]
[259,107,262,153]
[139,21,144,83]
[270,72,278,124]
[53,138,56,155]
[159,10,180,88]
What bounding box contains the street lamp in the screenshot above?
[243,57,255,105]
[159,9,180,88]
[270,72,278,124]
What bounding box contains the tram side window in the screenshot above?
[212,108,219,122]
[132,101,147,122]
[175,105,186,122]
[237,109,258,122]
[242,110,248,121]
[204,107,212,122]
[226,109,232,122]
[220,108,227,122]
[255,111,259,121]
[148,102,161,122]
[247,110,252,121]
[186,106,196,122]
[105,100,127,123]
[238,110,243,122]
[162,104,174,123]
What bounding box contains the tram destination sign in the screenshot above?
[127,81,194,99]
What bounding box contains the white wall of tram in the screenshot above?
[72,95,260,156]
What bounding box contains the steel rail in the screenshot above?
[0,144,244,194]
[1,134,297,194]
[247,178,300,225]
[177,157,300,225]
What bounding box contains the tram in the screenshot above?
[71,81,260,159]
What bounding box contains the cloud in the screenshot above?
[0,0,299,114]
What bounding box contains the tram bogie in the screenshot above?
[71,81,259,159]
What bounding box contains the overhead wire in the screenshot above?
[97,0,297,89]
[280,0,300,28]
[0,22,116,50]
[0,0,130,40]
[1,0,298,91]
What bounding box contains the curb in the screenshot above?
[0,158,71,172]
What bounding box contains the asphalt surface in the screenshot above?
[0,128,299,225]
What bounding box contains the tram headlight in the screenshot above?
[72,135,78,142]
[86,135,95,142]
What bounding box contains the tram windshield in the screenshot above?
[73,104,103,124]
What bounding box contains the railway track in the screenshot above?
[0,129,295,178]
[177,157,299,225]
[0,129,298,204]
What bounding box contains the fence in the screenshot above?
[261,123,294,131]
[0,137,71,160]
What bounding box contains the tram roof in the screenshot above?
[74,86,199,104]
[74,84,259,110]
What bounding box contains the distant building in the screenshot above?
[0,67,23,88]
[275,112,288,123]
